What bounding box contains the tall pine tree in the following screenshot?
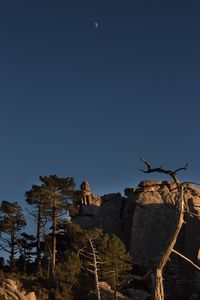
[0,201,26,272]
[26,175,76,277]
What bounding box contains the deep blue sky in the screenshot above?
[0,0,200,207]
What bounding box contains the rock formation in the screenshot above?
[79,180,101,206]
[99,282,128,300]
[0,279,37,300]
[73,180,200,299]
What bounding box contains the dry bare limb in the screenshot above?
[86,237,102,300]
[80,252,93,260]
[172,249,200,271]
[77,244,87,257]
[139,158,187,300]
[140,157,187,184]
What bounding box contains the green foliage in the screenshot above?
[0,174,133,299]
[16,232,36,273]
[0,201,26,271]
[26,175,76,219]
[0,201,26,234]
[67,190,82,217]
[98,234,132,291]
[56,221,87,258]
[26,175,77,277]
[38,175,76,215]
[19,233,36,257]
[56,252,81,300]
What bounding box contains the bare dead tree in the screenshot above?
[140,157,187,184]
[140,157,187,300]
[171,249,200,271]
[80,235,102,300]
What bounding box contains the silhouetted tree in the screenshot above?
[27,175,76,278]
[56,221,87,259]
[26,184,49,273]
[0,201,26,272]
[17,232,36,272]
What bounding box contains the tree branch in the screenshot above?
[0,243,10,253]
[140,157,187,184]
[172,249,200,271]
[139,157,187,300]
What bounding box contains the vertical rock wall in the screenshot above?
[73,181,200,266]
[72,180,200,299]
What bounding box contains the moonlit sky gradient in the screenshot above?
[0,1,200,210]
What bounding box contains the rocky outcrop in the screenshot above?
[0,280,37,300]
[129,181,200,266]
[72,192,128,243]
[128,181,200,299]
[73,180,200,299]
[79,180,101,206]
[99,282,128,300]
[73,181,200,264]
[99,282,151,300]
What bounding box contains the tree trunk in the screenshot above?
[114,259,118,300]
[140,159,187,300]
[51,203,56,278]
[36,201,42,273]
[89,239,101,300]
[10,235,15,272]
[23,254,26,273]
[152,185,184,300]
[151,269,164,300]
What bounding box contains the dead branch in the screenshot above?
[77,244,87,257]
[172,249,200,271]
[140,157,187,184]
[80,252,94,260]
[139,158,187,300]
[86,237,102,300]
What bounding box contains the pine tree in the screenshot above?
[0,201,26,272]
[98,234,132,297]
[17,232,36,273]
[55,252,81,300]
[27,175,76,277]
[26,184,48,273]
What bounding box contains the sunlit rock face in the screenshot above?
[73,180,200,299]
[0,279,37,300]
[126,180,200,299]
[73,180,200,266]
[129,181,200,266]
[99,282,127,300]
[79,180,102,206]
